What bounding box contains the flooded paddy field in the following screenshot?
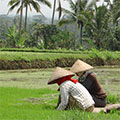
[0,66,120,95]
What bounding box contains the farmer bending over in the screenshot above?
[48,67,94,111]
[70,59,107,107]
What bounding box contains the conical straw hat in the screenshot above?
[70,59,93,73]
[48,67,75,84]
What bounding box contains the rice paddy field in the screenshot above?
[0,66,120,120]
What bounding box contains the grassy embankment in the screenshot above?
[0,48,120,70]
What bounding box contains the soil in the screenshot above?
[0,57,120,70]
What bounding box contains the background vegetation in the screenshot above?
[0,0,120,51]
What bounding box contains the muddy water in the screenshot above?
[93,66,120,95]
[0,66,120,94]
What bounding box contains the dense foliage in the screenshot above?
[0,0,120,50]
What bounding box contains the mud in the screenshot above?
[0,58,120,70]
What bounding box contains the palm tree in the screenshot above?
[108,0,120,26]
[24,0,51,31]
[51,0,62,24]
[8,0,51,33]
[8,0,24,36]
[51,0,56,24]
[58,0,93,48]
[85,4,111,49]
[19,0,23,36]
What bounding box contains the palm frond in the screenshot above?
[28,4,32,11]
[61,8,76,18]
[78,14,87,24]
[86,0,99,9]
[58,18,74,26]
[66,0,76,11]
[113,11,120,24]
[58,0,62,19]
[36,0,51,8]
[17,6,22,14]
[7,1,20,14]
[31,1,42,14]
[8,0,19,6]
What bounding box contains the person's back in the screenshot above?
[59,80,94,110]
[48,67,94,111]
[70,59,107,107]
[80,73,106,99]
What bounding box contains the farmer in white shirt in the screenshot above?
[48,67,95,112]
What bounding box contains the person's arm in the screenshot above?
[57,85,69,110]
[56,95,61,108]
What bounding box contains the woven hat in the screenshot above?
[70,59,93,73]
[48,67,75,84]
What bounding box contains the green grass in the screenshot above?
[0,87,57,120]
[0,87,120,120]
[107,93,120,104]
[0,67,120,120]
[0,51,89,61]
[0,47,91,54]
[0,49,120,70]
[0,48,120,62]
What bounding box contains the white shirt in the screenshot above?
[57,81,94,110]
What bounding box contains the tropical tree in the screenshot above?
[85,4,111,49]
[19,0,24,35]
[24,0,51,31]
[51,0,56,24]
[8,0,51,33]
[58,0,94,48]
[108,0,120,26]
[8,0,24,36]
[51,0,62,24]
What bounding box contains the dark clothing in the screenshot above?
[79,73,107,107]
[92,95,107,107]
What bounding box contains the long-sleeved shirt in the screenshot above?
[57,81,94,110]
[79,73,107,99]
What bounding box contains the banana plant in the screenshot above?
[5,25,18,47]
[5,25,27,48]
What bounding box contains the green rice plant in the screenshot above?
[90,48,104,59]
[0,50,120,70]
[0,87,120,120]
[89,48,105,65]
[0,47,84,54]
[107,93,118,104]
[103,51,115,60]
[0,51,88,61]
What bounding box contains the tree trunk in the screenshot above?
[51,0,56,24]
[80,23,83,45]
[43,34,47,49]
[25,5,28,32]
[75,0,80,49]
[75,20,78,49]
[19,0,23,37]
